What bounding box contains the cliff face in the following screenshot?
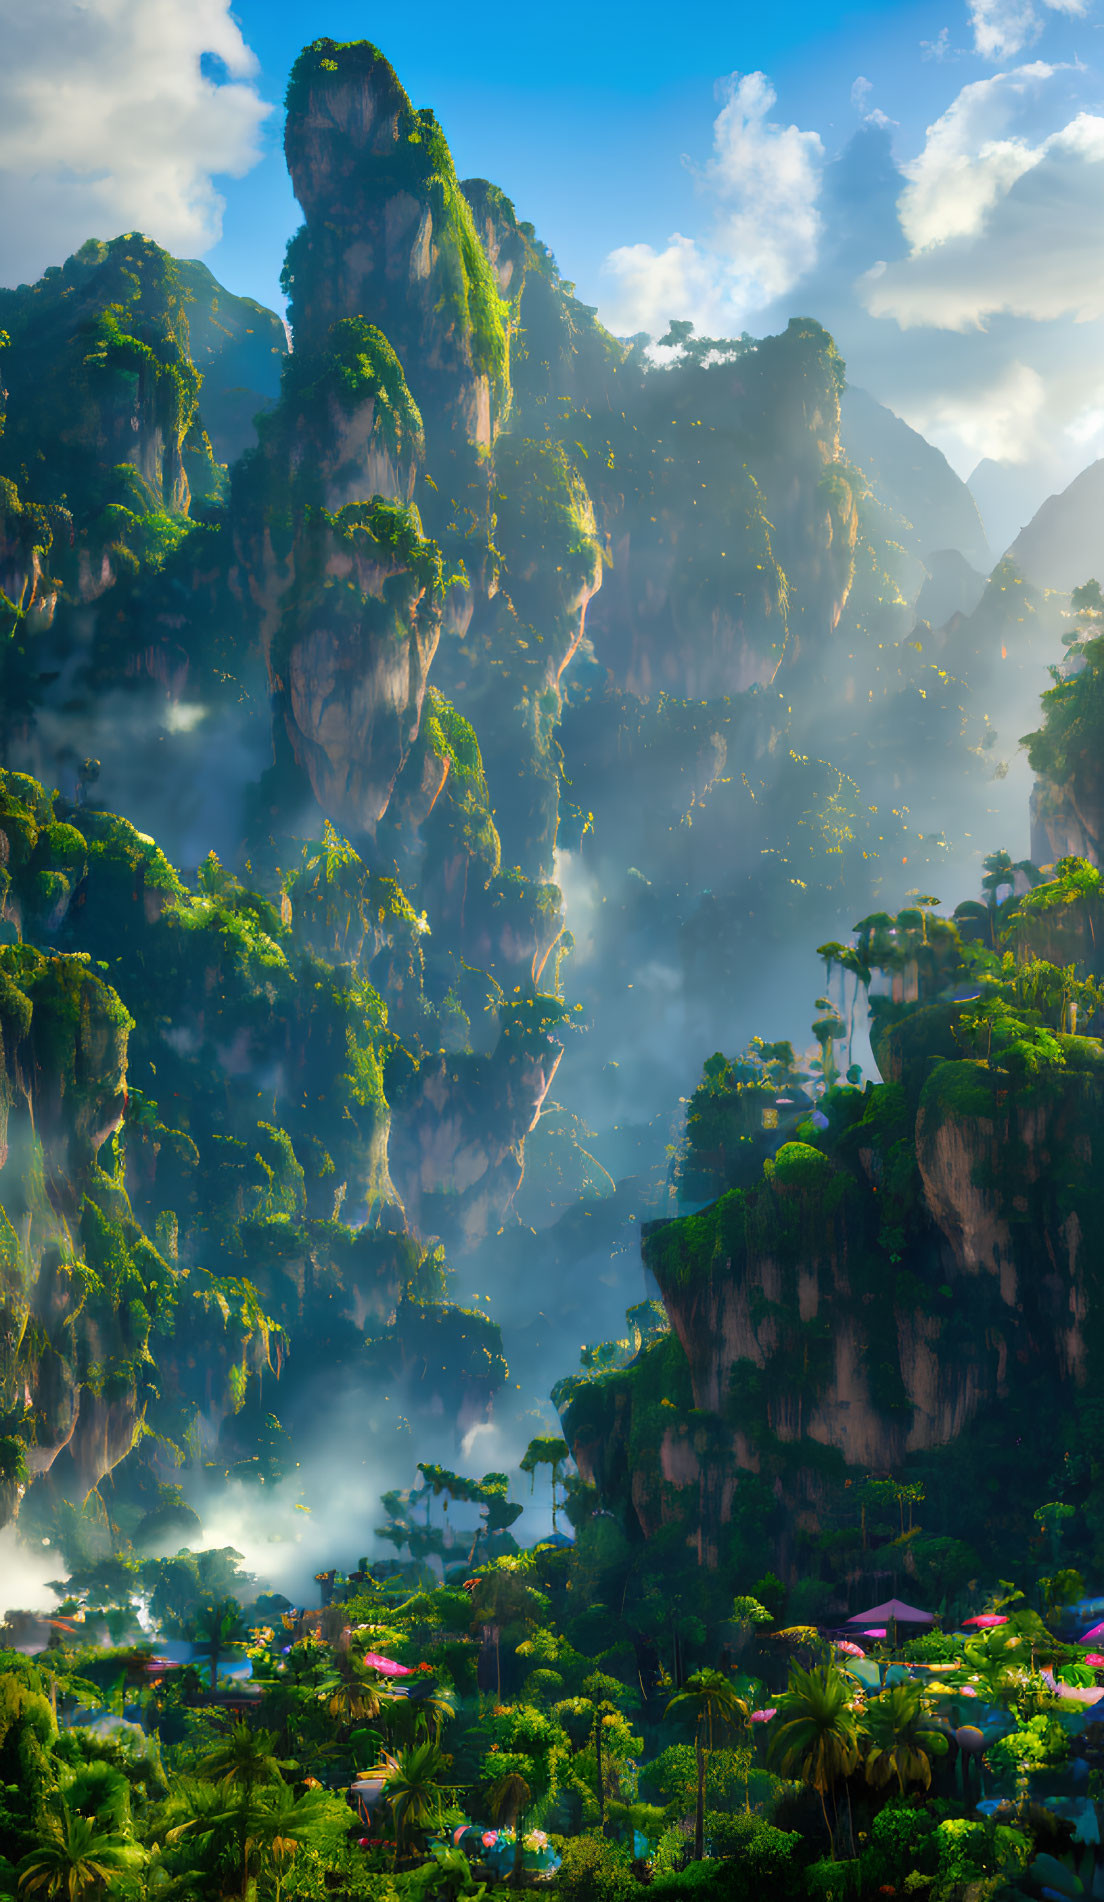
[1026,617,1104,868]
[0,38,962,1215]
[282,41,510,460]
[0,32,1072,1561]
[231,322,441,834]
[0,766,517,1534]
[174,259,288,467]
[561,884,1104,1581]
[0,236,221,542]
[841,386,991,573]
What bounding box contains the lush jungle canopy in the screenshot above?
[0,34,1103,1902]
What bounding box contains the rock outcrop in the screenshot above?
[560,883,1104,1579]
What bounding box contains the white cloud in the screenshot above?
[600,72,823,338]
[922,27,957,60]
[850,76,894,129]
[0,0,269,286]
[1065,396,1104,444]
[900,359,1048,463]
[862,64,1104,330]
[897,64,1055,249]
[969,0,1089,62]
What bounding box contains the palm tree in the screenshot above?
[863,1685,947,1794]
[258,1785,351,1902]
[488,1771,531,1886]
[317,1650,397,1727]
[197,1719,294,1792]
[769,1663,862,1858]
[369,1741,446,1866]
[187,1596,250,1693]
[17,1806,142,1901]
[160,1775,246,1894]
[468,1562,544,1699]
[665,1667,749,1861]
[387,1682,456,1749]
[195,1721,294,1897]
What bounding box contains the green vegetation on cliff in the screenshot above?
[283,40,510,411]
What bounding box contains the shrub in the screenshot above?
[648,1825,802,1899]
[553,1834,637,1902]
[864,1800,937,1888]
[705,1810,803,1893]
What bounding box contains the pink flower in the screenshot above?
[750,1708,777,1723]
[836,1641,866,1659]
[360,1651,414,1677]
[482,1832,499,1849]
[1086,1654,1104,1667]
[960,1685,978,1697]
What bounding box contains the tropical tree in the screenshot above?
[158,1775,243,1896]
[387,1681,456,1748]
[665,1667,749,1862]
[16,1804,142,1901]
[370,1741,447,1864]
[769,1663,862,1857]
[194,1721,294,1897]
[186,1596,250,1693]
[468,1558,549,1698]
[487,1770,532,1886]
[317,1649,397,1727]
[554,1673,640,1837]
[519,1437,570,1532]
[256,1784,352,1902]
[862,1685,947,1794]
[196,1720,294,1793]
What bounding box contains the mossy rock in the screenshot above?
[283,39,510,408]
[770,1141,833,1188]
[918,1059,998,1125]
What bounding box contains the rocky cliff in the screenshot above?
[559,876,1104,1597]
[0,767,510,1537]
[0,33,1079,1567]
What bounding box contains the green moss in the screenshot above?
[0,233,218,535]
[418,686,502,879]
[492,437,602,605]
[1024,632,1104,818]
[283,40,510,407]
[769,1141,833,1188]
[83,306,200,448]
[73,809,185,895]
[423,688,483,783]
[283,317,424,464]
[323,498,444,595]
[918,1058,996,1122]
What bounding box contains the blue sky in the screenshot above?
[203,0,948,317]
[2,0,1104,538]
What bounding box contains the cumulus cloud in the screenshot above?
[899,359,1048,463]
[850,76,894,129]
[0,0,269,287]
[601,72,823,338]
[969,0,1089,63]
[862,65,1104,330]
[896,64,1056,249]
